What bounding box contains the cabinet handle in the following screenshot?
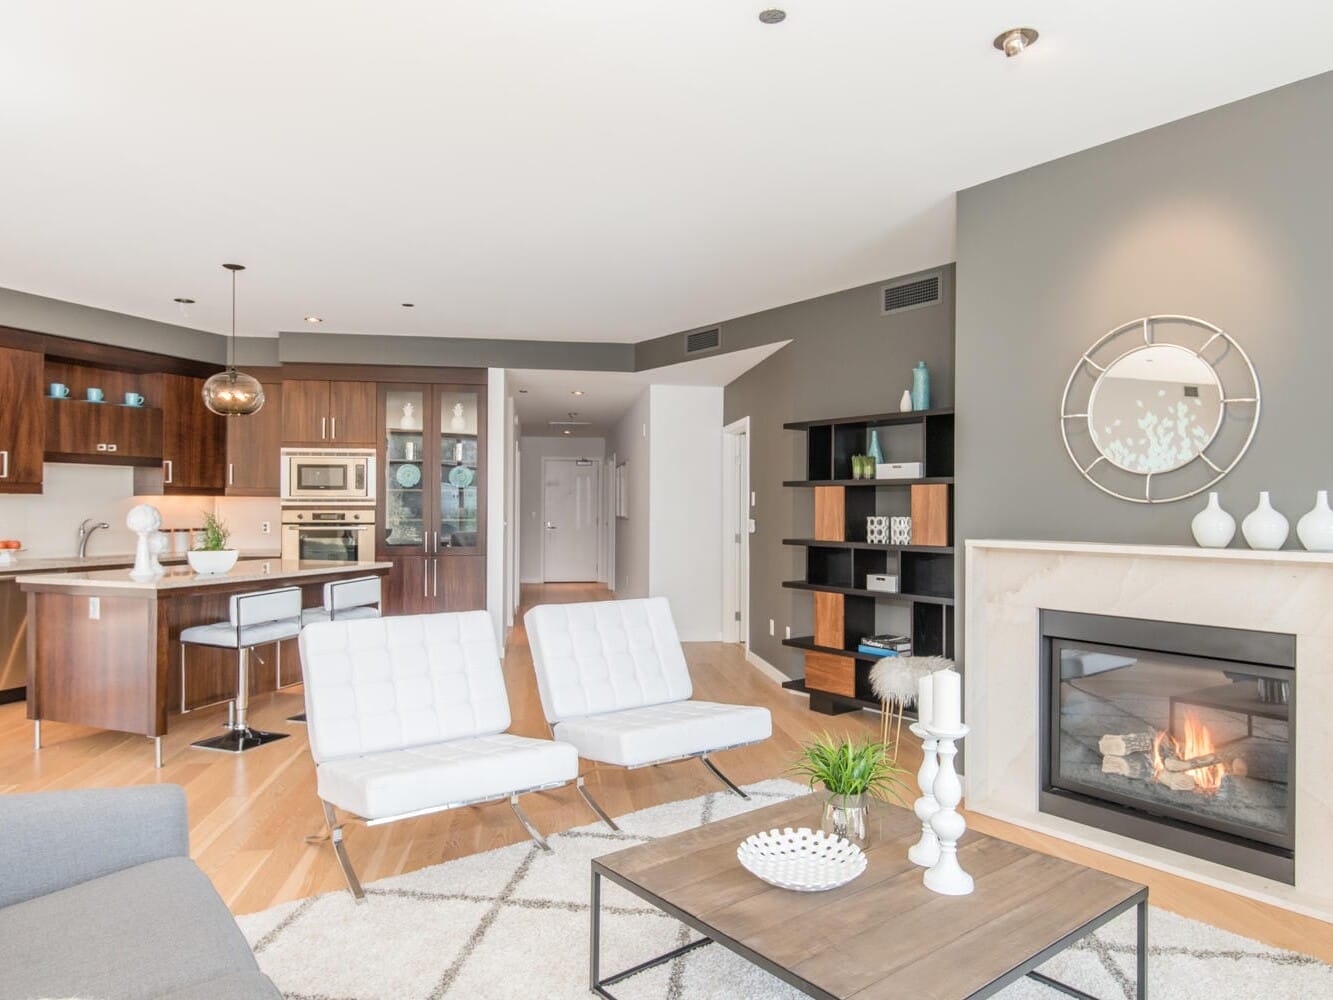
[330,416,336,440]
[320,417,327,440]
[423,560,429,598]
[0,450,8,478]
[433,530,439,554]
[163,459,172,483]
[433,557,439,598]
[227,463,234,486]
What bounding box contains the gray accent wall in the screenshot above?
[955,71,1333,568]
[722,268,956,677]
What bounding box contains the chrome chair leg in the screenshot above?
[153,736,163,769]
[509,793,552,851]
[576,776,620,831]
[319,800,365,901]
[700,754,749,799]
[33,719,41,750]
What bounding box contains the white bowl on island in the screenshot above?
[187,549,239,575]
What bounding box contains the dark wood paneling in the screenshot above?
[45,397,163,464]
[9,328,218,378]
[382,555,430,615]
[0,347,44,491]
[282,363,487,385]
[438,554,486,611]
[161,373,226,490]
[329,381,377,445]
[803,651,854,697]
[281,379,331,444]
[226,381,283,495]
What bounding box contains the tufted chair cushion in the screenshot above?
[524,598,693,724]
[299,612,509,764]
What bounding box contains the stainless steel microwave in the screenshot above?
[281,449,375,503]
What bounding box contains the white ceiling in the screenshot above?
[512,342,788,434]
[3,3,1332,344]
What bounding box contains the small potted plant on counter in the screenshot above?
[792,733,907,843]
[187,512,238,575]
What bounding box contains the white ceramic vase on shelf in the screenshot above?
[899,389,913,413]
[1241,492,1289,551]
[1190,492,1235,548]
[1297,490,1333,552]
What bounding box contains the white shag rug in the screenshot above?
[238,779,1332,999]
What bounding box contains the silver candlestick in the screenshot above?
[907,722,941,867]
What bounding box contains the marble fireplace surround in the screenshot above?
[965,539,1333,922]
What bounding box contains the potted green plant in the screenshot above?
[187,511,238,575]
[792,733,908,842]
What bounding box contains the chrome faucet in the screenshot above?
[77,518,110,558]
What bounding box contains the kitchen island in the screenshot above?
[20,558,390,764]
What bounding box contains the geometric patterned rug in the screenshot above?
[236,779,1333,999]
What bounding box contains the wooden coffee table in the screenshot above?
[590,794,1147,999]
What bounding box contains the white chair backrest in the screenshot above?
[229,587,302,628]
[524,598,691,724]
[299,611,508,764]
[323,576,381,615]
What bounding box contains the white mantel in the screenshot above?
[964,538,1333,921]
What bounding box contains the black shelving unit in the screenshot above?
[784,407,956,715]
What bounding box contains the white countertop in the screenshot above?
[16,558,389,592]
[0,550,283,581]
[964,539,1333,567]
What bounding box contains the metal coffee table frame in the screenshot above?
[589,864,1147,1000]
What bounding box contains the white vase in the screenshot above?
[187,549,239,575]
[1297,490,1333,552]
[1241,492,1289,551]
[899,389,912,413]
[1190,492,1235,548]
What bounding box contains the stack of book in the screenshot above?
[856,634,913,658]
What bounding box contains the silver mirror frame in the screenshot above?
[1060,314,1260,504]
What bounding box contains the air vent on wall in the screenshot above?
[882,272,941,315]
[685,327,721,354]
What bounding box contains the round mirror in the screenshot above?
[1087,344,1223,474]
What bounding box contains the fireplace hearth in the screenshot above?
[1040,610,1295,884]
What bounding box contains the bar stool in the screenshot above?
[180,586,303,753]
[287,576,383,723]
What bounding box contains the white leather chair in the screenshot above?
[288,576,383,723]
[299,611,580,900]
[524,597,772,829]
[179,586,303,755]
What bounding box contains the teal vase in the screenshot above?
[911,362,930,411]
[867,430,883,464]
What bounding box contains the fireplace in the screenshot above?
[1040,610,1295,884]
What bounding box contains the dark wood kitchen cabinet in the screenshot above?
[226,379,283,496]
[282,379,376,446]
[0,347,45,493]
[133,374,226,494]
[47,398,162,466]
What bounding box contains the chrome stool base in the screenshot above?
[191,727,290,753]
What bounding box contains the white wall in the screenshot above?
[647,385,723,642]
[486,368,507,649]
[518,435,606,583]
[609,389,651,598]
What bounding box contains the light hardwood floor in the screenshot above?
[2,582,1329,963]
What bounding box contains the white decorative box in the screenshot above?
[866,573,899,593]
[876,461,923,480]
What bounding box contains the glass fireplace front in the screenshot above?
[1040,610,1295,883]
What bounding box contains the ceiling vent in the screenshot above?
[685,327,721,354]
[882,272,941,315]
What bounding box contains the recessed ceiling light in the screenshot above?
[304,315,323,324]
[994,27,1038,57]
[758,8,785,24]
[173,297,195,304]
[571,390,585,396]
[401,302,415,308]
[562,429,572,435]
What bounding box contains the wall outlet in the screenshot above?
[260,521,271,535]
[750,491,756,507]
[88,597,100,620]
[768,618,775,637]
[784,625,792,640]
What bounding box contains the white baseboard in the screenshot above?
[745,649,795,686]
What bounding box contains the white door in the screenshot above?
[542,458,601,582]
[721,419,750,644]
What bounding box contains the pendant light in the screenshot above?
[202,263,266,416]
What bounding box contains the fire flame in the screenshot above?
[1151,712,1227,794]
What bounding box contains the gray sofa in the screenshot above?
[0,785,280,1000]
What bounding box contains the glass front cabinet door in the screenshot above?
[377,382,485,614]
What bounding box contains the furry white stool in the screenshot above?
[869,655,954,758]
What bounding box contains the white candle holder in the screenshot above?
[907,722,940,867]
[923,723,973,896]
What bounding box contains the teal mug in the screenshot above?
[49,382,70,398]
[86,387,104,403]
[123,392,145,407]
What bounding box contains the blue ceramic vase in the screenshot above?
[867,429,883,464]
[911,362,930,411]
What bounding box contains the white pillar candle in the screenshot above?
[931,669,961,732]
[916,674,934,729]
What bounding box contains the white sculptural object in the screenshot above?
[126,504,164,580]
[401,401,416,429]
[450,401,467,431]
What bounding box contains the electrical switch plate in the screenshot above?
[768,618,775,636]
[88,597,100,620]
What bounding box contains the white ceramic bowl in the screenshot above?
[737,827,866,892]
[187,549,239,575]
